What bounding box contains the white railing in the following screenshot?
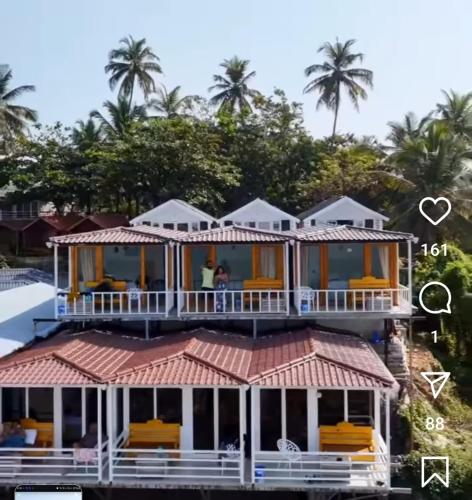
[297,287,410,314]
[110,437,241,483]
[57,291,170,317]
[0,442,107,481]
[0,280,31,291]
[252,449,389,489]
[180,290,290,315]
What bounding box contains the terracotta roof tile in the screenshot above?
[0,328,395,389]
[182,225,291,244]
[290,225,413,242]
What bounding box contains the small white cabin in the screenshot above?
[299,196,389,230]
[218,198,299,231]
[130,199,216,232]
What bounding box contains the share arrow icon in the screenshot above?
[421,372,450,399]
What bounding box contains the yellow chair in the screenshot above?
[125,419,180,449]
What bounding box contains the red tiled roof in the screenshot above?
[68,214,129,230]
[49,226,186,245]
[290,226,413,242]
[0,328,395,389]
[36,214,84,232]
[0,219,35,231]
[182,225,291,243]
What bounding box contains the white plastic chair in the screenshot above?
[73,448,97,472]
[221,443,239,475]
[276,438,302,475]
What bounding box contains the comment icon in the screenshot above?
[418,281,451,315]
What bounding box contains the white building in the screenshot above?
[130,199,216,232]
[299,196,389,230]
[218,198,299,231]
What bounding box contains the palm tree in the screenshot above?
[436,89,472,139]
[209,56,260,113]
[105,35,162,105]
[90,97,146,138]
[148,85,194,118]
[386,121,472,242]
[386,111,432,149]
[72,118,102,150]
[304,39,373,138]
[0,68,37,143]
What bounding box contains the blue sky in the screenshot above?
[3,0,472,138]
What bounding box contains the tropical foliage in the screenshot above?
[304,38,373,137]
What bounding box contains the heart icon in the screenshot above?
[419,197,452,226]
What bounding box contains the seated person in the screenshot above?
[0,422,26,448]
[73,422,104,449]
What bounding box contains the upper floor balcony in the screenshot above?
[50,225,414,321]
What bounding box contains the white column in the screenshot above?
[307,388,318,451]
[176,243,182,317]
[123,387,130,430]
[181,387,193,449]
[153,388,158,419]
[407,240,412,311]
[296,242,301,314]
[239,386,246,485]
[25,387,29,418]
[281,389,287,440]
[53,386,62,448]
[54,244,58,319]
[81,387,87,436]
[164,243,169,316]
[344,390,349,422]
[386,392,391,488]
[284,242,290,314]
[252,387,260,451]
[0,388,3,423]
[68,246,72,289]
[213,388,219,450]
[374,390,381,436]
[106,386,113,481]
[97,387,103,481]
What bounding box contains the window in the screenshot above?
[372,244,390,279]
[286,390,307,450]
[337,219,354,226]
[260,389,281,450]
[156,389,182,424]
[200,221,209,230]
[63,388,82,445]
[328,243,364,282]
[258,221,270,230]
[273,222,280,231]
[29,388,53,422]
[191,222,199,232]
[248,221,256,228]
[152,222,160,227]
[177,223,189,231]
[365,219,374,228]
[130,388,153,422]
[224,220,232,227]
[163,223,174,230]
[348,391,373,426]
[219,389,239,446]
[310,219,317,226]
[103,245,140,283]
[281,220,291,231]
[193,389,214,449]
[318,390,344,425]
[142,221,151,226]
[2,388,25,421]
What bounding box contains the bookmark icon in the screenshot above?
[421,456,449,487]
[421,372,450,399]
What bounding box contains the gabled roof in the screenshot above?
[49,225,187,245]
[68,214,129,231]
[130,199,216,225]
[298,196,389,221]
[0,219,35,231]
[289,225,413,242]
[219,198,300,223]
[27,214,84,232]
[181,224,292,243]
[0,328,396,389]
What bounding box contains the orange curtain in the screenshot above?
[140,246,146,289]
[364,244,372,276]
[95,246,104,281]
[275,245,284,280]
[167,245,173,288]
[320,244,328,289]
[252,245,260,278]
[71,246,78,294]
[184,246,192,290]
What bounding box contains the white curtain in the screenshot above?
[260,247,276,279]
[79,247,96,282]
[378,245,389,279]
[301,246,309,286]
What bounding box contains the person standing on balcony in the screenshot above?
[201,260,215,291]
[214,265,229,312]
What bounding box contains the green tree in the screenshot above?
[386,111,432,149]
[0,67,37,149]
[303,38,373,138]
[72,118,102,150]
[105,35,162,104]
[148,85,195,118]
[386,121,472,243]
[209,56,260,113]
[436,89,472,139]
[90,97,146,138]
